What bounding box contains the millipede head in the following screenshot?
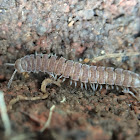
[6,58,25,88]
[15,59,25,73]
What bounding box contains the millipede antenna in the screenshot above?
[7,70,17,88]
[4,63,15,66]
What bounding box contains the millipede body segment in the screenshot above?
[11,54,140,91]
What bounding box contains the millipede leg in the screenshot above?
[99,85,102,90]
[75,82,77,88]
[62,78,66,82]
[54,75,57,80]
[58,75,63,80]
[48,72,55,78]
[116,86,119,91]
[84,83,87,90]
[111,85,114,90]
[122,88,139,102]
[35,51,38,57]
[48,54,52,57]
[95,83,98,90]
[90,83,95,91]
[70,80,72,85]
[40,52,43,57]
[105,84,109,90]
[81,83,83,90]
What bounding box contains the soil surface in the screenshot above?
[0,0,140,140]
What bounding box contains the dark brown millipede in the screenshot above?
[7,54,140,99]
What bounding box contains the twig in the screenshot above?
[41,78,61,93]
[40,105,56,132]
[60,96,66,103]
[8,93,49,110]
[8,78,61,110]
[91,52,140,63]
[0,91,12,136]
[40,96,66,132]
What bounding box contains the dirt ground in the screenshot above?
[0,0,140,140]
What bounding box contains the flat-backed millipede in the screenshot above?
[7,54,140,98]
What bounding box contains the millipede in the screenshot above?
[6,53,140,100]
